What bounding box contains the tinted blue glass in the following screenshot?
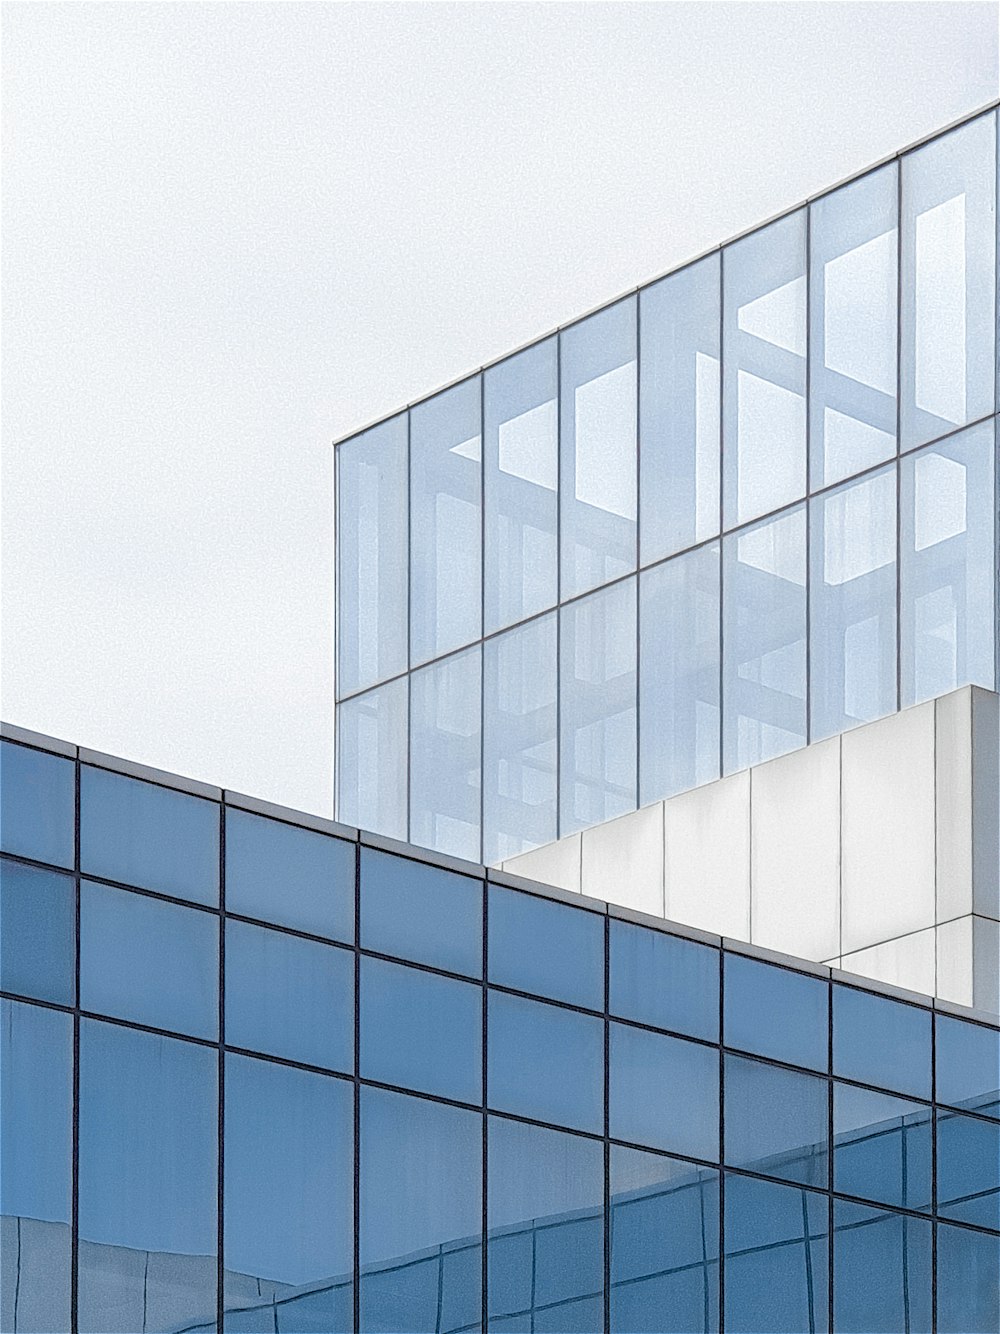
[81,880,217,1038]
[936,1014,1000,1119]
[360,1087,481,1333]
[936,1221,1000,1334]
[0,860,75,1005]
[833,1201,931,1334]
[1,1000,72,1334]
[833,1083,931,1211]
[488,989,603,1134]
[81,765,218,905]
[0,741,74,869]
[225,918,352,1072]
[225,808,353,942]
[609,921,719,1042]
[610,1022,719,1161]
[610,1146,719,1334]
[937,1109,1000,1230]
[489,1116,603,1334]
[78,1020,217,1333]
[361,956,481,1104]
[724,954,828,1070]
[833,985,931,1099]
[488,885,603,1010]
[724,1054,828,1188]
[361,847,481,977]
[224,1054,353,1331]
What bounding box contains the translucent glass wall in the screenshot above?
[336,108,999,862]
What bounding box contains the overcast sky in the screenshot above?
[2,2,997,815]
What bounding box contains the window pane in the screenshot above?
[610,1145,719,1334]
[225,918,352,1073]
[609,921,719,1042]
[723,954,828,1071]
[0,1000,72,1334]
[410,645,482,863]
[936,1109,1000,1231]
[936,1014,1000,1119]
[832,1201,931,1334]
[0,741,74,869]
[610,1022,719,1161]
[81,766,219,905]
[360,847,481,977]
[335,677,408,841]
[484,337,558,633]
[483,614,558,863]
[900,421,996,705]
[724,1054,827,1188]
[901,110,997,448]
[361,956,481,1104]
[560,298,637,599]
[410,377,482,664]
[78,1021,217,1333]
[936,1222,1000,1334]
[639,544,721,804]
[809,164,898,488]
[639,254,721,562]
[336,413,408,696]
[0,860,75,1006]
[360,1087,481,1334]
[723,211,807,527]
[488,885,604,1011]
[488,989,603,1134]
[560,578,637,834]
[223,1053,352,1331]
[723,506,806,772]
[833,1083,931,1211]
[488,1116,604,1334]
[833,984,931,1099]
[81,881,217,1039]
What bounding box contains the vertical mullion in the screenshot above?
[805,202,813,747]
[216,800,226,1334]
[353,839,362,1334]
[71,755,81,1334]
[480,373,486,867]
[718,248,727,781]
[718,947,726,1333]
[603,913,611,1334]
[482,880,489,1334]
[556,332,563,840]
[635,294,642,812]
[895,153,904,715]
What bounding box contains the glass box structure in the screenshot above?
[335,106,1000,865]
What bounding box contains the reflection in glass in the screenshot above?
[936,1109,1000,1231]
[936,1222,1000,1334]
[936,1014,1000,1119]
[833,1084,932,1211]
[409,646,482,863]
[609,921,719,1042]
[360,847,482,978]
[833,984,931,1100]
[610,1022,719,1161]
[724,1055,827,1188]
[0,741,75,869]
[0,860,75,1006]
[832,1201,931,1334]
[488,884,604,1010]
[723,954,827,1071]
[335,677,408,841]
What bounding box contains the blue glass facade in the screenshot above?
[3,732,999,1333]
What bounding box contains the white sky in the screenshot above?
[2,2,997,815]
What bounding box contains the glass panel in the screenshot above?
[810,467,897,740]
[639,544,720,804]
[81,881,217,1039]
[359,1087,481,1334]
[936,1109,1000,1231]
[78,1020,217,1333]
[936,1014,1000,1119]
[560,298,637,599]
[335,677,408,841]
[225,808,353,942]
[609,921,719,1042]
[225,918,353,1073]
[724,1054,828,1188]
[936,1222,1000,1334]
[0,1000,72,1334]
[832,1201,931,1334]
[409,645,482,863]
[900,421,996,705]
[723,505,806,771]
[488,989,603,1134]
[81,765,219,905]
[488,885,604,1011]
[723,954,828,1071]
[360,956,481,1104]
[610,1146,719,1334]
[0,741,74,869]
[336,413,408,696]
[809,164,898,488]
[560,577,637,834]
[832,984,931,1099]
[723,210,807,527]
[610,1022,719,1160]
[223,1053,353,1331]
[901,110,997,448]
[639,254,721,562]
[833,1083,931,1211]
[484,337,558,633]
[360,847,481,977]
[483,614,557,863]
[410,377,482,664]
[488,1116,603,1334]
[0,860,75,1006]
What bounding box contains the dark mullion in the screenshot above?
[216,803,226,1334]
[482,875,489,1334]
[71,757,81,1334]
[353,840,362,1334]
